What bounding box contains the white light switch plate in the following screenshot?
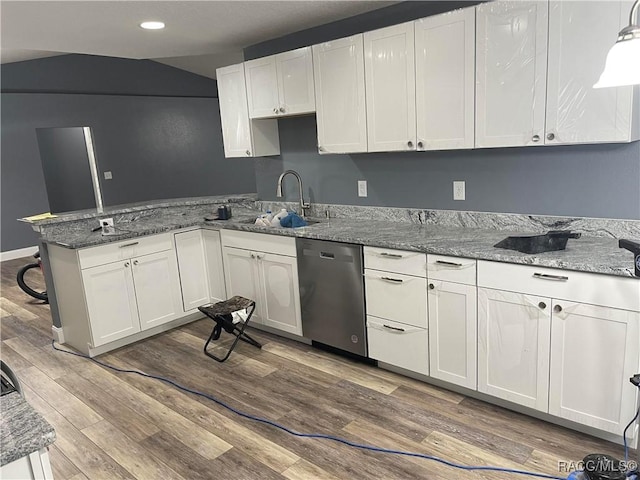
[104,171,113,180]
[453,181,465,201]
[358,180,367,197]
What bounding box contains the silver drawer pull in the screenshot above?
[119,241,139,248]
[435,260,463,267]
[379,252,403,259]
[533,273,568,282]
[381,276,403,284]
[383,324,405,332]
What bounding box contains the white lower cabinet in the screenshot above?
[175,229,211,312]
[367,316,429,376]
[478,288,551,412]
[549,301,640,435]
[82,249,182,347]
[221,231,302,336]
[428,280,477,389]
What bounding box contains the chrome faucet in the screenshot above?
[276,170,310,218]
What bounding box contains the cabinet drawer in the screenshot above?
[365,269,427,328]
[427,254,476,285]
[478,260,640,312]
[364,246,426,277]
[79,233,173,269]
[221,230,296,257]
[367,316,428,375]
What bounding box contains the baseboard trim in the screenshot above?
[1,246,39,262]
[51,326,65,344]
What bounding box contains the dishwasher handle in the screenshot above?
[319,252,335,260]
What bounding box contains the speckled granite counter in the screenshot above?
[1,392,56,466]
[33,200,639,277]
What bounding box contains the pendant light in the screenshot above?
[593,0,640,88]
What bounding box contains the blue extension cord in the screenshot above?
[51,340,635,480]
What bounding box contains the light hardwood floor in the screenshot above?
[1,257,633,479]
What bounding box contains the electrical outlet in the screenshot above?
[99,218,115,235]
[358,180,368,197]
[104,171,113,180]
[453,181,465,201]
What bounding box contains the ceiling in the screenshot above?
[1,1,395,78]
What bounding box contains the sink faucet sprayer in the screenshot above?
[276,170,310,218]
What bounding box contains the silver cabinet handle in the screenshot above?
[246,150,251,156]
[119,242,139,248]
[428,283,435,290]
[279,107,285,113]
[554,304,563,313]
[533,273,569,281]
[383,324,405,332]
[417,141,424,149]
[133,260,139,265]
[256,253,265,260]
[250,253,256,259]
[532,135,540,142]
[547,132,555,141]
[381,276,403,284]
[407,140,414,148]
[538,302,546,310]
[318,146,325,152]
[273,107,278,114]
[436,260,463,267]
[124,262,130,267]
[379,252,403,259]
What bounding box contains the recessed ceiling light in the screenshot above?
[140,21,165,30]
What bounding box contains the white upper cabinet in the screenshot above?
[216,63,280,158]
[475,1,549,148]
[364,22,416,152]
[546,1,639,144]
[415,7,475,151]
[313,35,368,154]
[245,47,315,119]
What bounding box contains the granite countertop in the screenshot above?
[38,204,638,277]
[1,391,56,466]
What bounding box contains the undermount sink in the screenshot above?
[238,218,322,227]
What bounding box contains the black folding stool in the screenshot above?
[198,296,262,363]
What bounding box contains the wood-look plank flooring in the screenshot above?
[1,256,634,479]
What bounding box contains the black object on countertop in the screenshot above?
[619,239,640,277]
[494,230,581,254]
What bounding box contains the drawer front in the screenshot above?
[79,233,173,269]
[365,269,427,328]
[478,260,640,312]
[427,254,476,285]
[367,316,429,375]
[221,230,296,257]
[364,246,426,277]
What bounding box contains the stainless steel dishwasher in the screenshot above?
[296,238,366,356]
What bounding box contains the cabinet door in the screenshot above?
[222,247,262,324]
[313,35,368,154]
[132,250,183,330]
[175,230,210,312]
[364,22,416,152]
[82,261,140,347]
[546,1,636,144]
[244,56,280,119]
[428,280,477,389]
[216,64,254,157]
[475,1,549,148]
[415,7,475,151]
[276,47,315,116]
[478,288,551,412]
[202,229,227,304]
[257,252,303,336]
[549,301,640,435]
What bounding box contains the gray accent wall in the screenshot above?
[1,55,256,252]
[248,3,640,220]
[256,117,640,219]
